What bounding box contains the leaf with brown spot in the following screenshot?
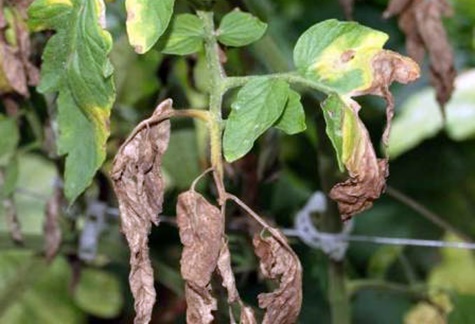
[385,0,455,111]
[111,99,172,324]
[177,190,223,324]
[44,184,62,261]
[253,230,302,324]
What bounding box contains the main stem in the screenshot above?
[315,110,351,324]
[198,10,227,203]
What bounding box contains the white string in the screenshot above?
[14,188,475,253]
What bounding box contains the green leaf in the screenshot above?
[125,0,175,54]
[160,14,204,55]
[0,154,57,236]
[274,89,306,135]
[0,251,85,324]
[449,294,475,324]
[367,245,403,279]
[223,78,289,162]
[74,268,123,318]
[293,19,388,94]
[28,0,115,203]
[162,129,202,189]
[0,115,19,166]
[321,94,346,171]
[0,157,18,197]
[217,9,267,47]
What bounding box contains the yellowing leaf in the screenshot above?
[28,0,115,203]
[294,19,388,94]
[126,0,175,54]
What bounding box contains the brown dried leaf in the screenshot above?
[383,0,412,18]
[184,284,217,324]
[111,99,172,324]
[44,184,62,261]
[217,243,258,323]
[354,50,420,147]
[385,0,455,110]
[177,190,223,324]
[339,0,354,20]
[0,1,39,96]
[253,231,302,324]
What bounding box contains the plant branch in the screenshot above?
[386,186,474,243]
[197,10,227,203]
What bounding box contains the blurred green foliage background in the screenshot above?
[1,0,475,323]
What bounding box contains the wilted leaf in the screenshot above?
[177,190,223,324]
[0,251,85,324]
[253,231,302,324]
[111,99,172,324]
[43,184,62,261]
[160,14,204,55]
[28,0,115,203]
[126,0,175,54]
[322,95,388,220]
[223,77,289,162]
[352,50,420,148]
[217,9,267,47]
[385,0,456,110]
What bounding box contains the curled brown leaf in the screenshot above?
[111,99,172,324]
[334,52,419,219]
[253,230,302,324]
[177,190,223,324]
[330,99,389,220]
[385,0,455,110]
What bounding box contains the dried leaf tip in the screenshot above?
[111,99,172,324]
[253,231,302,324]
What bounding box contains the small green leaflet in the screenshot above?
[160,14,204,55]
[223,78,289,162]
[126,0,175,54]
[217,9,267,47]
[274,89,306,135]
[28,0,115,203]
[293,19,388,94]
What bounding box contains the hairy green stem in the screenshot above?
[197,10,227,201]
